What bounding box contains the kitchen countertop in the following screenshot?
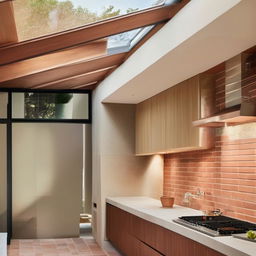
[106,196,256,256]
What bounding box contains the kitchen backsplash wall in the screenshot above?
[164,124,256,223]
[164,49,256,223]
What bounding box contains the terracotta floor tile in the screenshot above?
[8,238,109,256]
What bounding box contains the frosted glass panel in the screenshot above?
[0,125,7,232]
[0,93,8,119]
[12,123,83,238]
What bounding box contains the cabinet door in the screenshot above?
[165,76,200,151]
[106,204,133,255]
[151,92,166,153]
[131,215,168,255]
[207,247,227,256]
[164,229,197,256]
[139,240,163,256]
[135,99,152,155]
[165,229,226,256]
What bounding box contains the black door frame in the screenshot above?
[0,89,92,244]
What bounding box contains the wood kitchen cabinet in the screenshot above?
[106,204,162,256]
[135,74,215,155]
[135,98,152,154]
[106,204,226,256]
[106,203,135,256]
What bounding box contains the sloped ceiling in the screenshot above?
[0,0,189,90]
[101,0,256,104]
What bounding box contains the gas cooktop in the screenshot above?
[173,215,256,237]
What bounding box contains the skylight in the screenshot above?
[13,0,166,42]
[107,25,154,55]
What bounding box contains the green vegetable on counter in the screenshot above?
[246,230,256,239]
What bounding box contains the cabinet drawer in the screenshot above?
[139,240,163,256]
[131,215,167,255]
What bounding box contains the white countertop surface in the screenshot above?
[106,196,256,256]
[0,233,7,256]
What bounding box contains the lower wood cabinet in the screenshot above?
[106,204,226,256]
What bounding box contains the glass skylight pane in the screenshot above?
[107,28,142,54]
[107,25,154,55]
[13,0,166,42]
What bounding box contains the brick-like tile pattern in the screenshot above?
[8,238,109,256]
[164,136,256,223]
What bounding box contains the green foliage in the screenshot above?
[25,93,56,119]
[126,8,139,14]
[55,93,73,104]
[14,0,123,41]
[25,93,73,119]
[100,5,120,19]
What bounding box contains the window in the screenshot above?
[13,0,166,41]
[0,93,8,119]
[107,25,154,55]
[12,92,90,122]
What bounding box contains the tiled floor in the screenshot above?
[8,237,111,256]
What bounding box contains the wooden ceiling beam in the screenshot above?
[33,66,116,89]
[0,0,190,65]
[0,40,107,83]
[0,1,18,46]
[0,53,126,89]
[31,67,115,90]
[0,1,13,3]
[72,81,98,89]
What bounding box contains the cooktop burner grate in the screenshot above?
[173,215,256,236]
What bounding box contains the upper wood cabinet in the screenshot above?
[135,74,215,155]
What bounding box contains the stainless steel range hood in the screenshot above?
[193,54,256,127]
[193,102,256,127]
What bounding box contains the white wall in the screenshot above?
[83,124,92,214]
[92,87,163,247]
[0,233,7,256]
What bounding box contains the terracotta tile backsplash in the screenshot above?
[163,134,256,223]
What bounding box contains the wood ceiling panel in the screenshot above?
[0,0,190,65]
[0,53,126,89]
[0,1,18,45]
[73,82,98,90]
[0,40,107,83]
[32,67,114,90]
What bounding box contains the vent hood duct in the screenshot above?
[193,102,256,127]
[193,54,256,127]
